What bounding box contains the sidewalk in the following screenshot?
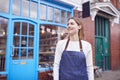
[95,70,120,80]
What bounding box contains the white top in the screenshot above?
[53,39,94,80]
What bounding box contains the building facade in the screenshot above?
[0,0,120,80]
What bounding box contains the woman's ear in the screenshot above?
[78,25,81,29]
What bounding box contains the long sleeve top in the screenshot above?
[53,39,94,80]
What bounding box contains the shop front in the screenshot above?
[0,0,73,80]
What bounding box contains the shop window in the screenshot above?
[39,25,66,68]
[12,0,21,16]
[54,8,60,23]
[30,2,37,19]
[0,17,8,71]
[22,0,29,17]
[48,6,54,21]
[40,4,47,20]
[0,0,9,13]
[61,10,66,24]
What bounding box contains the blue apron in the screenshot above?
[59,38,88,80]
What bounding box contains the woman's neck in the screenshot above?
[69,34,79,41]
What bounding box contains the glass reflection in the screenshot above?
[30,2,37,19]
[0,0,9,13]
[40,4,46,20]
[29,24,34,36]
[0,17,8,71]
[61,10,66,24]
[12,0,20,15]
[54,8,60,23]
[22,22,27,35]
[48,6,53,21]
[14,22,20,35]
[22,0,29,17]
[28,49,33,59]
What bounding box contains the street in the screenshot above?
[95,70,120,80]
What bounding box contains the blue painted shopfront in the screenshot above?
[0,0,74,80]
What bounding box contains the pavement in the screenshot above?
[95,70,120,80]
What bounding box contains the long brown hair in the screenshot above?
[68,17,84,40]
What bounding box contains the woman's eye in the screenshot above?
[71,22,74,25]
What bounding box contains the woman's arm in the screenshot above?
[86,43,94,80]
[53,41,63,80]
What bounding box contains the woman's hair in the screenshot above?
[68,17,84,40]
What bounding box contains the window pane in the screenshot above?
[0,0,9,13]
[0,17,8,71]
[22,0,29,17]
[28,37,34,47]
[12,48,19,60]
[28,49,33,59]
[12,0,20,15]
[54,8,60,23]
[21,36,27,47]
[30,2,37,19]
[22,22,27,35]
[40,4,46,20]
[21,48,27,59]
[61,10,66,24]
[67,12,71,19]
[29,24,34,36]
[14,22,20,35]
[48,6,53,21]
[13,36,20,47]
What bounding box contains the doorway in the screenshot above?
[8,20,38,80]
[95,16,110,70]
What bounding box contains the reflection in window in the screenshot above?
[22,22,27,35]
[14,22,20,35]
[28,49,33,59]
[22,0,29,17]
[28,37,34,47]
[21,48,27,59]
[40,4,46,20]
[67,12,71,19]
[54,8,60,23]
[0,0,9,13]
[61,10,66,24]
[21,37,27,47]
[48,6,53,21]
[12,48,19,60]
[12,0,20,15]
[0,17,8,71]
[30,2,37,19]
[29,24,34,36]
[13,36,20,47]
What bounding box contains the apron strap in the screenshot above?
[64,37,70,51]
[64,36,83,52]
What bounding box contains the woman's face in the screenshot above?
[66,19,80,36]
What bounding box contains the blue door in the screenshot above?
[8,20,38,80]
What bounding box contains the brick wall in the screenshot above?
[110,23,120,70]
[110,0,120,10]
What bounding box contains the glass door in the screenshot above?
[8,20,37,80]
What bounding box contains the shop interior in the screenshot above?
[39,25,66,68]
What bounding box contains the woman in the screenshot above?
[53,17,94,80]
